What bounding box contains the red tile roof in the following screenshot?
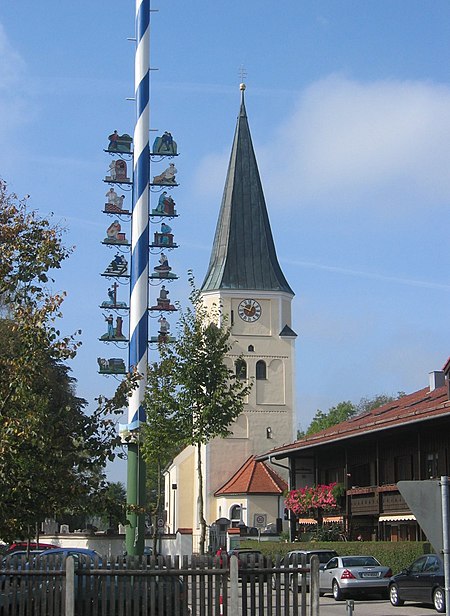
[259,384,450,459]
[214,456,287,496]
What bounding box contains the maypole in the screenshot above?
[126,0,150,556]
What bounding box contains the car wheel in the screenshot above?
[389,584,404,607]
[332,580,343,601]
[433,587,445,613]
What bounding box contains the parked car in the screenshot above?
[1,548,187,616]
[4,542,58,555]
[388,553,445,613]
[35,547,103,566]
[272,549,338,591]
[319,555,392,600]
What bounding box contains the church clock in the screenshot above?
[238,299,262,322]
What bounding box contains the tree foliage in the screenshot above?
[298,392,405,438]
[141,358,187,553]
[145,274,251,554]
[0,181,133,541]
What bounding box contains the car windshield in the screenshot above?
[315,552,337,564]
[239,552,261,559]
[341,556,379,567]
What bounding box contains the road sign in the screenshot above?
[397,480,443,553]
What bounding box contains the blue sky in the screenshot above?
[1,2,450,482]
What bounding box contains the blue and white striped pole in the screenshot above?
[126,0,150,556]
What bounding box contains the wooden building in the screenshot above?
[259,364,450,542]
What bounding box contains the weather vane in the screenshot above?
[238,65,247,84]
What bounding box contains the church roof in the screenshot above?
[201,86,294,295]
[214,455,287,496]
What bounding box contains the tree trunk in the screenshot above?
[197,444,207,555]
[152,460,162,556]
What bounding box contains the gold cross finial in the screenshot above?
[239,65,247,89]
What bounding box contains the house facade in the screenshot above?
[259,366,450,542]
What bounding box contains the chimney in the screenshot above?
[429,370,445,391]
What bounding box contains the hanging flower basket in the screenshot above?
[285,483,341,517]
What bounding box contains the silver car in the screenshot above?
[319,555,392,600]
[272,549,338,591]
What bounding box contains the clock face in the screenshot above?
[238,299,262,322]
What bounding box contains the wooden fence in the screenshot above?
[0,553,320,616]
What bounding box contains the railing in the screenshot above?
[0,553,320,616]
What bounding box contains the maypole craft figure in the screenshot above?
[152,131,177,155]
[100,314,127,341]
[101,282,128,308]
[150,285,176,311]
[97,357,126,374]
[151,253,177,279]
[105,188,127,213]
[152,163,177,185]
[103,253,128,277]
[105,160,131,183]
[107,130,133,153]
[153,191,176,216]
[152,222,175,247]
[103,220,128,244]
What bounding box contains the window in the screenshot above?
[235,360,247,380]
[426,452,439,479]
[256,360,266,380]
[394,455,413,481]
[247,345,254,352]
[230,504,241,528]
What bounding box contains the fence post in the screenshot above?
[65,556,75,616]
[309,555,319,616]
[229,555,239,615]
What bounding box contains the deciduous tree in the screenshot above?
[157,275,250,554]
[0,180,134,541]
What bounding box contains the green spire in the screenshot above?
[201,87,293,295]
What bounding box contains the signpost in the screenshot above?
[398,477,450,616]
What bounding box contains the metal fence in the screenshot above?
[0,553,320,616]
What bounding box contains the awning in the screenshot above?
[379,514,416,522]
[297,518,317,525]
[323,515,344,523]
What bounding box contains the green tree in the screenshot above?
[141,358,187,554]
[0,181,135,541]
[96,482,127,530]
[158,275,251,555]
[303,393,404,437]
[306,401,356,435]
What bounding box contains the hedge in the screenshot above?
[240,540,432,574]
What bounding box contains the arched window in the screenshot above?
[235,359,247,380]
[230,504,241,528]
[247,345,254,352]
[256,360,267,380]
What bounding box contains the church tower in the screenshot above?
[165,86,296,538]
[200,85,296,511]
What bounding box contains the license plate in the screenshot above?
[361,572,380,578]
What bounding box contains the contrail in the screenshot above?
[284,258,450,291]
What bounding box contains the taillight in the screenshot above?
[340,569,356,579]
[384,569,393,578]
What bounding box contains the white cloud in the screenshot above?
[263,75,450,210]
[0,24,29,131]
[192,75,450,214]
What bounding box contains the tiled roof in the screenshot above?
[259,384,450,459]
[214,456,287,496]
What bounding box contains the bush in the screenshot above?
[240,540,431,574]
